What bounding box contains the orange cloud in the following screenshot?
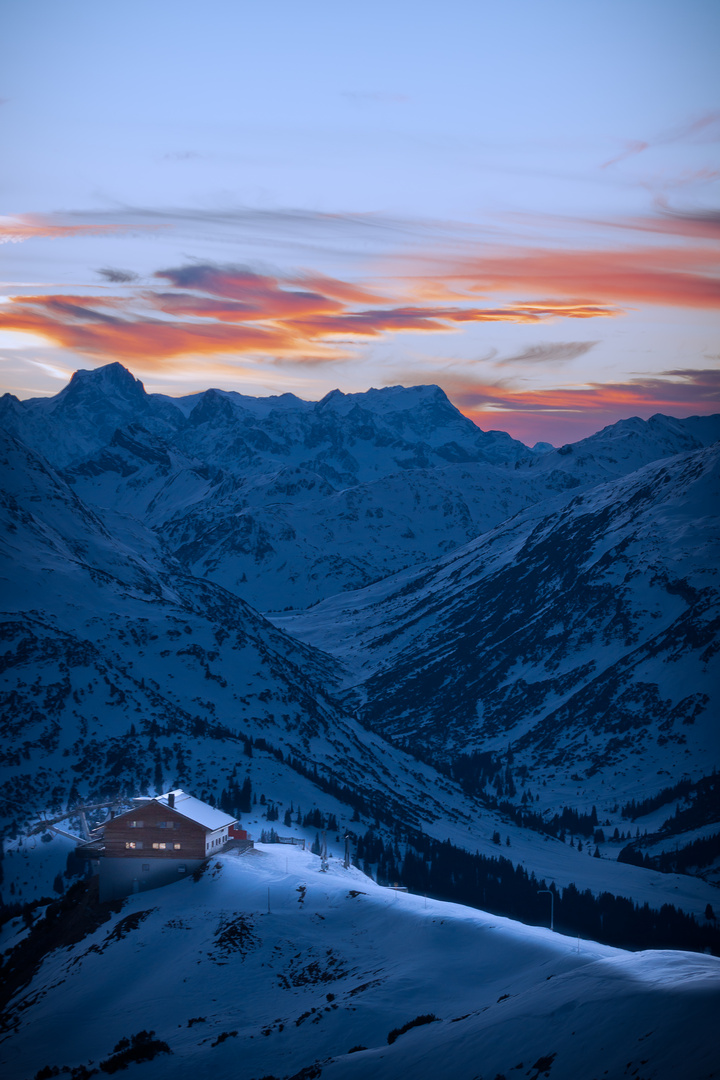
[1,252,626,368]
[0,241,707,371]
[449,367,719,411]
[289,271,387,305]
[433,368,720,444]
[435,245,720,309]
[0,213,165,244]
[153,264,347,319]
[289,301,617,339]
[0,295,333,363]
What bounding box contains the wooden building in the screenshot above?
[99,789,241,901]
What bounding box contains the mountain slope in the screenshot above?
[0,429,478,837]
[1,367,529,473]
[1,845,718,1080]
[275,444,720,816]
[6,425,720,925]
[7,365,719,612]
[524,411,720,485]
[2,364,719,926]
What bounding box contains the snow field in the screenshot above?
[2,844,719,1080]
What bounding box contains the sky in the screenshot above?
[1,0,718,445]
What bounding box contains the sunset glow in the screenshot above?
[1,0,717,442]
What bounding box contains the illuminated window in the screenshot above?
[152,842,168,850]
[128,820,144,828]
[173,843,181,850]
[125,841,142,849]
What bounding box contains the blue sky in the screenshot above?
[1,0,718,443]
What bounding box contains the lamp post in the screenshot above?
[538,888,554,931]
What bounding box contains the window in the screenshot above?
[178,865,186,874]
[125,841,142,850]
[173,843,181,850]
[142,863,150,872]
[158,821,178,829]
[152,842,168,850]
[128,820,144,829]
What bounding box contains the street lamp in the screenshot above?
[538,888,554,931]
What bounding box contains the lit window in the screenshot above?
[125,841,141,849]
[174,843,181,850]
[152,842,167,850]
[128,820,144,828]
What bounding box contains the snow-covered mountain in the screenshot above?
[6,363,716,610]
[528,411,720,485]
[1,845,719,1080]
[276,443,720,823]
[0,363,529,473]
[1,362,718,939]
[0,428,493,842]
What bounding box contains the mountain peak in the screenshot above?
[317,388,346,409]
[64,362,146,399]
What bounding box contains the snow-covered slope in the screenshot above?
[2,362,719,936]
[524,411,720,485]
[0,363,183,468]
[275,443,720,820]
[8,365,719,610]
[0,429,482,840]
[99,448,579,610]
[1,845,718,1080]
[1,366,529,473]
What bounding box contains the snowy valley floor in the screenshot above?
[1,844,719,1080]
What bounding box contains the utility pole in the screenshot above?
[320,830,328,872]
[538,888,554,931]
[343,833,351,869]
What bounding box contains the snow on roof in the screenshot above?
[155,789,236,831]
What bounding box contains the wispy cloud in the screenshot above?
[650,197,720,240]
[97,267,140,284]
[0,213,166,245]
[0,297,306,365]
[601,111,720,169]
[0,258,623,367]
[508,201,720,242]
[9,205,479,267]
[1,196,716,375]
[427,245,720,309]
[494,342,598,367]
[450,367,720,413]
[428,368,720,443]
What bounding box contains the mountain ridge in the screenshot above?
[275,443,719,812]
[1,361,718,929]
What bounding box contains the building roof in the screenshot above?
[154,790,236,831]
